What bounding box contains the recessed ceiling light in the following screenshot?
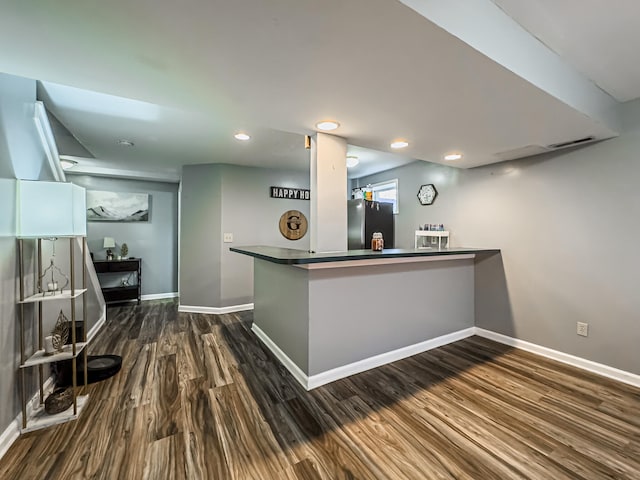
[316,120,340,131]
[59,158,77,170]
[444,153,463,161]
[117,139,134,147]
[234,132,251,141]
[390,140,409,149]
[346,156,359,168]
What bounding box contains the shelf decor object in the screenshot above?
[16,180,89,432]
[44,387,74,415]
[415,230,450,250]
[51,310,70,352]
[39,238,69,296]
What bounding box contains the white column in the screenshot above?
[310,133,347,252]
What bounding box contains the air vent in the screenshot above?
[493,145,550,161]
[548,136,595,149]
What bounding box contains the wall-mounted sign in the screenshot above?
[270,186,310,200]
[279,210,308,240]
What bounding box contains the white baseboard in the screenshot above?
[307,327,476,389]
[474,328,640,388]
[251,324,476,390]
[87,306,106,342]
[0,376,55,461]
[178,303,254,315]
[0,416,18,462]
[141,292,179,301]
[251,324,310,388]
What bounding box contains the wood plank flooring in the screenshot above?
[1,299,638,479]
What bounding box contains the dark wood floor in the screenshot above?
[1,300,639,479]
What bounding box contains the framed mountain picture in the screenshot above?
[86,190,149,222]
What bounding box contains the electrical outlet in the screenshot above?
[577,322,589,337]
[431,237,437,244]
[223,233,233,243]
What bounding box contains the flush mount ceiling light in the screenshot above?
[346,156,359,168]
[234,132,251,141]
[316,120,340,131]
[390,140,409,149]
[444,153,463,161]
[117,139,134,147]
[59,158,78,170]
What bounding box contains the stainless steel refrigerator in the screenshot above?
[347,199,395,249]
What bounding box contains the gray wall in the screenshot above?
[220,165,310,306]
[356,99,640,375]
[70,175,179,296]
[180,164,223,306]
[252,257,475,377]
[254,259,310,372]
[307,259,475,375]
[0,74,56,436]
[180,163,310,308]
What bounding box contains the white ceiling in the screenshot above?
[0,0,632,181]
[492,0,640,102]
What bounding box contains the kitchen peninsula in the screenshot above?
[231,246,500,389]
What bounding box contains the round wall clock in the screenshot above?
[279,210,308,240]
[417,184,438,205]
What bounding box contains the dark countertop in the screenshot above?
[230,245,500,265]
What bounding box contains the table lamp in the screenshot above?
[103,237,115,260]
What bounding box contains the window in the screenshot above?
[370,179,398,214]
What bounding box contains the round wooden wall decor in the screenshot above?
[279,210,308,240]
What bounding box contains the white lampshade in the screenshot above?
[16,180,87,238]
[103,237,116,249]
[72,183,87,236]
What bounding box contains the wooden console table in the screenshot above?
[93,258,141,305]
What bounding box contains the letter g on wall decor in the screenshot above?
[279,210,308,240]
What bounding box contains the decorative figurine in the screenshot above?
[51,310,70,353]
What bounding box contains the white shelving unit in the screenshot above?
[17,237,89,432]
[19,289,88,304]
[22,395,89,434]
[415,230,450,250]
[20,343,88,368]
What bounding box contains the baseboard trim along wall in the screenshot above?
[252,324,477,390]
[87,307,106,343]
[0,376,55,461]
[141,292,179,301]
[307,328,477,389]
[474,328,640,388]
[178,303,254,315]
[251,324,310,388]
[251,323,640,390]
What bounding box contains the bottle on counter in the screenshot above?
[371,232,384,251]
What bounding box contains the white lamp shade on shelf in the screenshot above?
[103,237,116,249]
[16,180,87,238]
[72,184,87,236]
